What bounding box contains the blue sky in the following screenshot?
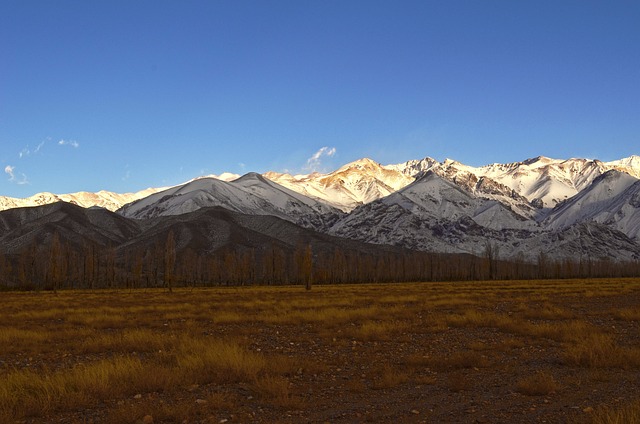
[1,1,638,197]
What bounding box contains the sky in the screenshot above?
[1,0,639,197]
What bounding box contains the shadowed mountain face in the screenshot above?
[0,202,141,255]
[0,202,377,258]
[1,200,638,290]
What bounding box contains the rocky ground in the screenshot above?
[3,280,639,424]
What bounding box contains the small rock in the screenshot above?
[196,399,208,405]
[219,419,229,424]
[583,407,594,413]
[134,394,143,400]
[411,409,420,415]
[142,415,154,424]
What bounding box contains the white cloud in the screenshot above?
[19,140,48,158]
[58,139,79,148]
[35,140,46,153]
[305,146,336,172]
[5,165,28,185]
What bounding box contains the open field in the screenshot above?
[1,279,640,423]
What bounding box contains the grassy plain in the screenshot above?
[1,279,639,423]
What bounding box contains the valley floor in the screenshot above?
[1,279,640,423]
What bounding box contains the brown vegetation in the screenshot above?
[0,279,639,422]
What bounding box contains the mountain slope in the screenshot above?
[0,187,165,213]
[118,173,343,230]
[264,158,414,211]
[544,170,640,240]
[0,202,141,255]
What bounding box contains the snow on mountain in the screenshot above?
[118,173,343,230]
[264,158,414,211]
[605,155,640,178]
[0,187,165,213]
[431,157,608,210]
[329,171,542,259]
[2,153,640,262]
[544,170,640,240]
[383,156,440,176]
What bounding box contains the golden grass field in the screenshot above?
[1,279,639,423]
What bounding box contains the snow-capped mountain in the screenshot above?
[264,158,414,212]
[544,170,640,239]
[329,171,543,258]
[2,153,640,262]
[263,155,640,215]
[118,172,343,230]
[420,156,640,211]
[0,187,165,213]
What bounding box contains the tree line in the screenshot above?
[0,232,639,291]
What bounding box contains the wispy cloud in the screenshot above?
[5,165,28,185]
[58,139,79,148]
[305,146,336,172]
[19,140,47,158]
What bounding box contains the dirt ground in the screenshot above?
[2,279,639,423]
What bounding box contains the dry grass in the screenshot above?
[516,371,560,396]
[563,333,640,369]
[590,400,640,424]
[0,278,639,422]
[371,364,410,390]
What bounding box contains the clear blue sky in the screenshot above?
[1,0,638,197]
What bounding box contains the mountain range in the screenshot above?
[1,154,639,262]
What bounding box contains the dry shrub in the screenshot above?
[0,338,275,420]
[0,356,146,419]
[252,375,303,409]
[371,364,409,390]
[591,400,640,424]
[613,308,640,322]
[177,338,268,383]
[563,333,640,369]
[516,371,560,396]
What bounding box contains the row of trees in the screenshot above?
[0,233,639,291]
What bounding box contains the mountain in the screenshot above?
[3,155,639,217]
[328,171,639,262]
[118,173,343,231]
[0,202,141,255]
[426,156,640,211]
[2,153,640,264]
[264,158,414,212]
[0,187,165,213]
[544,170,640,240]
[329,171,543,258]
[1,202,444,289]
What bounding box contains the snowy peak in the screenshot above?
[605,155,640,178]
[384,157,440,177]
[0,187,166,213]
[118,173,343,231]
[263,157,414,211]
